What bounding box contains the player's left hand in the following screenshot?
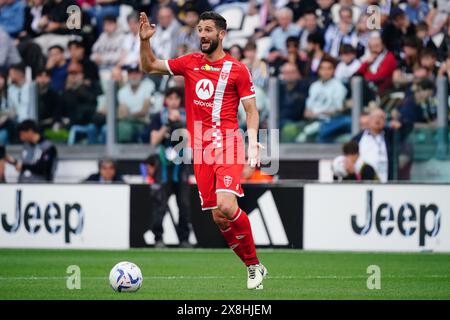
[247,142,265,168]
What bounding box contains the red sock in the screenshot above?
[228,208,259,266]
[220,227,246,263]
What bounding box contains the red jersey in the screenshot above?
[166,53,255,150]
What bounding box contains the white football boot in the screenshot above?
[247,264,268,289]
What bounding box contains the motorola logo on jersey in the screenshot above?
[195,79,214,100]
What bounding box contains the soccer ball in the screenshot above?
[109,261,143,292]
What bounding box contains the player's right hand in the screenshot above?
[139,12,156,41]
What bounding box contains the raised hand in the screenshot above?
[139,12,157,41]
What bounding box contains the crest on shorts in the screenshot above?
[224,176,233,188]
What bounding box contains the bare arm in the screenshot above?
[242,97,263,167]
[150,126,168,146]
[139,12,170,75]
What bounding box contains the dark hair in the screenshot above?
[165,86,182,98]
[199,11,227,31]
[403,36,421,49]
[67,39,83,48]
[421,48,438,59]
[17,119,39,133]
[36,68,52,77]
[286,36,299,46]
[9,63,26,74]
[416,21,428,31]
[303,9,317,17]
[103,14,118,23]
[319,56,338,69]
[416,78,435,91]
[48,45,64,53]
[339,44,357,55]
[144,154,160,167]
[343,140,359,155]
[307,32,325,50]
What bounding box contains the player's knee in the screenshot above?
[216,201,236,219]
[212,210,229,229]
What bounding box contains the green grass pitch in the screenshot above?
[0,248,449,300]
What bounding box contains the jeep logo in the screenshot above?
[351,190,441,246]
[1,190,84,243]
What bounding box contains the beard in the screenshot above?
[200,36,220,54]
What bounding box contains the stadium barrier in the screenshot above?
[304,183,450,252]
[1,183,449,252]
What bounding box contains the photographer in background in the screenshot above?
[7,119,58,182]
[149,87,192,248]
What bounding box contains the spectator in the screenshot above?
[268,36,303,77]
[10,119,58,182]
[119,11,141,69]
[392,36,422,89]
[419,48,440,78]
[117,65,155,143]
[38,0,78,34]
[84,0,119,35]
[316,0,335,30]
[286,0,319,24]
[404,0,430,25]
[382,7,416,59]
[62,62,98,145]
[324,6,358,58]
[149,87,192,248]
[353,108,394,182]
[228,44,244,61]
[148,0,179,25]
[303,57,349,143]
[7,63,31,123]
[267,7,301,60]
[84,158,123,183]
[335,44,361,85]
[67,39,100,88]
[279,62,308,129]
[298,9,324,53]
[46,45,68,94]
[90,15,124,70]
[151,6,181,60]
[35,68,63,133]
[332,140,378,181]
[331,0,361,25]
[303,31,331,79]
[438,52,450,79]
[392,78,437,129]
[176,7,200,54]
[357,32,397,96]
[0,69,15,144]
[0,0,25,37]
[142,153,160,184]
[242,41,270,90]
[0,26,22,69]
[23,0,50,38]
[0,145,5,182]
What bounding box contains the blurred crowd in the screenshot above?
[0,0,448,151]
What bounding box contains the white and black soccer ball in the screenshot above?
[109,261,143,292]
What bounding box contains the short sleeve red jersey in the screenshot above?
[166,53,255,149]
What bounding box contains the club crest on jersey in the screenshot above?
[195,79,214,100]
[220,71,229,81]
[224,176,233,188]
[201,64,221,72]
